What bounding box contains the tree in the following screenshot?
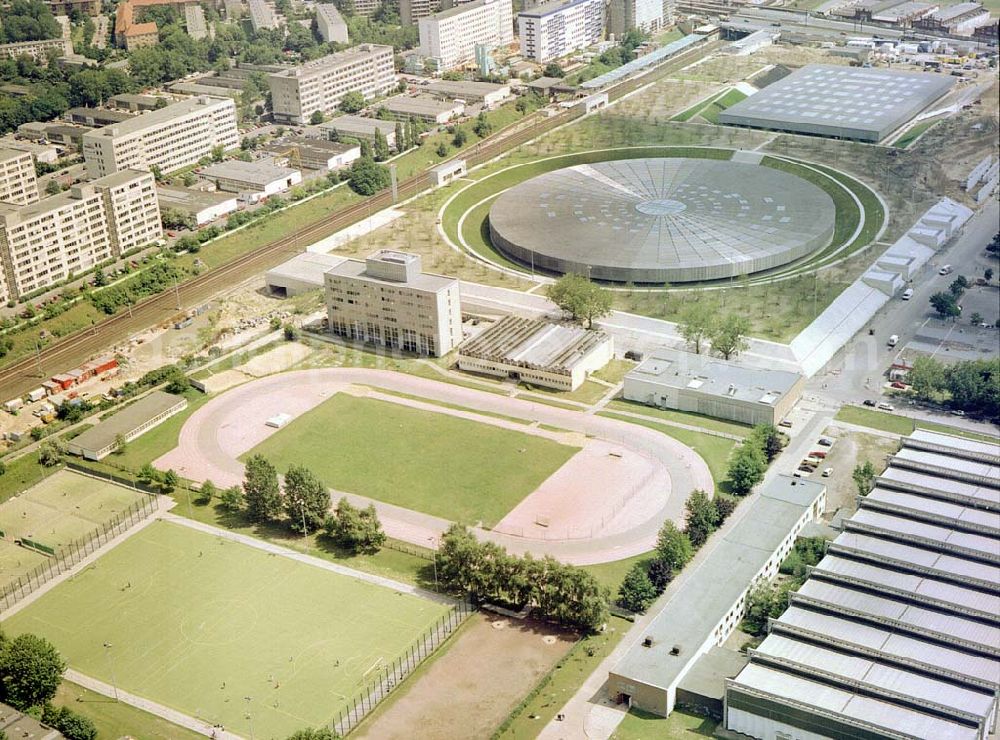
[372,127,390,160]
[113,433,128,455]
[452,128,467,148]
[985,268,994,282]
[949,275,969,296]
[347,157,390,196]
[162,469,179,491]
[970,312,983,325]
[324,498,385,553]
[41,705,97,740]
[654,520,692,572]
[749,424,783,462]
[0,633,66,709]
[852,460,876,496]
[92,265,108,287]
[542,62,564,78]
[283,323,299,341]
[929,291,960,318]
[243,455,282,523]
[710,313,751,360]
[198,479,217,505]
[44,179,61,195]
[339,90,365,113]
[309,109,325,124]
[946,359,1000,418]
[283,465,330,534]
[435,141,448,158]
[286,729,338,740]
[677,305,715,354]
[472,111,492,138]
[742,581,780,636]
[220,485,244,513]
[394,121,405,153]
[728,442,766,495]
[684,489,719,548]
[646,558,672,592]
[616,562,656,613]
[546,273,612,328]
[37,439,64,467]
[714,495,737,524]
[908,355,945,401]
[137,462,157,484]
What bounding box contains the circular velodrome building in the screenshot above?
[488,158,837,283]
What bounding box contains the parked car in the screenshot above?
[877,402,895,411]
[810,450,828,459]
[950,409,966,416]
[817,437,833,446]
[939,265,953,275]
[863,399,877,407]
[822,467,833,477]
[778,419,792,428]
[891,381,907,389]
[901,288,914,300]
[624,350,644,361]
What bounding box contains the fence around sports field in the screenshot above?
[332,598,476,736]
[0,487,157,613]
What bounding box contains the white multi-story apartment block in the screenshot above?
[400,0,439,25]
[248,0,282,29]
[518,0,603,63]
[316,2,349,42]
[417,0,514,71]
[268,45,396,125]
[82,96,240,179]
[608,0,666,36]
[325,250,462,357]
[0,37,70,61]
[352,0,382,16]
[0,170,161,302]
[0,149,39,206]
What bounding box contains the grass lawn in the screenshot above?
[54,681,204,740]
[598,412,734,493]
[699,88,747,124]
[518,378,610,406]
[894,119,938,149]
[611,708,717,739]
[5,520,448,739]
[835,405,914,435]
[671,89,728,122]
[0,453,60,505]
[583,550,655,593]
[244,394,579,527]
[605,399,750,437]
[592,359,636,385]
[496,615,632,738]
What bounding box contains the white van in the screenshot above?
[888,334,899,347]
[939,265,953,275]
[901,288,914,300]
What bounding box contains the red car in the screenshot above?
[891,381,907,389]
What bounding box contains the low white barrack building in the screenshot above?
[66,391,188,460]
[457,315,613,391]
[199,160,302,197]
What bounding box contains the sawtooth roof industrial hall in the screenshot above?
[487,157,836,283]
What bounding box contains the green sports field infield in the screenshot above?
[4,520,448,739]
[0,470,146,589]
[244,394,579,527]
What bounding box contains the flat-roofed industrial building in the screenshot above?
[316,115,398,147]
[381,95,465,123]
[726,429,1000,740]
[623,349,804,426]
[199,160,302,197]
[156,184,239,226]
[718,64,955,142]
[458,315,613,391]
[261,137,361,170]
[609,476,827,717]
[67,391,188,460]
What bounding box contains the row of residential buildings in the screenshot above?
[0,149,162,303]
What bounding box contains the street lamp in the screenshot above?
[244,696,254,740]
[103,642,119,702]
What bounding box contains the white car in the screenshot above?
[877,402,895,411]
[822,467,833,477]
[901,288,913,300]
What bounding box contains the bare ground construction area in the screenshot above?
[355,613,575,740]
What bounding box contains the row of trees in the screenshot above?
[435,524,609,632]
[906,356,1000,419]
[743,536,826,636]
[222,456,386,553]
[728,424,784,496]
[0,0,60,43]
[616,490,739,613]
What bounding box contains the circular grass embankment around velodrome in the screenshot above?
[440,147,885,289]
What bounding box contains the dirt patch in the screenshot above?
[356,613,575,740]
[819,426,899,518]
[239,342,314,377]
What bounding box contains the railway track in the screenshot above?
[0,38,719,400]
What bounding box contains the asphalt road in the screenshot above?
[810,197,1000,425]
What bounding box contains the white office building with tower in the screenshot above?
[518,0,604,63]
[417,0,513,71]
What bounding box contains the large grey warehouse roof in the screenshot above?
[458,316,609,374]
[626,349,802,405]
[727,428,1000,740]
[488,158,836,283]
[611,476,824,692]
[718,64,955,142]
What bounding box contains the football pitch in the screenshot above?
[4,520,449,738]
[244,394,579,526]
[0,470,147,590]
